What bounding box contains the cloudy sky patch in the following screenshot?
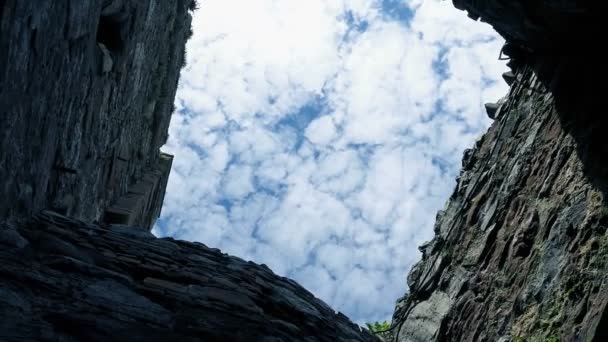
[155,0,507,324]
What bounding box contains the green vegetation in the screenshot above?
[365,320,390,333]
[600,205,608,219]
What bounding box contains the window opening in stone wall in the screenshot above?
[96,15,124,54]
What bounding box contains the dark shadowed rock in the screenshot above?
[0,212,377,341]
[452,0,599,51]
[502,71,515,86]
[0,0,180,228]
[484,102,500,120]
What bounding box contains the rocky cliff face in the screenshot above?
[391,1,606,341]
[0,1,376,340]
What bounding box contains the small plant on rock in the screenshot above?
[365,320,390,333]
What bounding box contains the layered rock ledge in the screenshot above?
[0,211,377,341]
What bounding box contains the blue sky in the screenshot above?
[154,0,507,325]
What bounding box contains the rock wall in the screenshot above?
[0,211,376,341]
[0,0,188,227]
[391,1,607,341]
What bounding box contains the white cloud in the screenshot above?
[305,115,338,145]
[312,149,365,196]
[222,164,255,199]
[157,0,508,324]
[327,21,440,145]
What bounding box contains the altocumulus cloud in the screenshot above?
[153,0,508,324]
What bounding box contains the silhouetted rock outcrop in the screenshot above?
[452,0,598,51]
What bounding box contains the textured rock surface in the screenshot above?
[0,211,377,341]
[0,0,188,225]
[391,3,607,341]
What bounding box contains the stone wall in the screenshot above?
[104,152,173,229]
[0,0,188,228]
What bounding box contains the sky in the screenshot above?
[153,0,508,325]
